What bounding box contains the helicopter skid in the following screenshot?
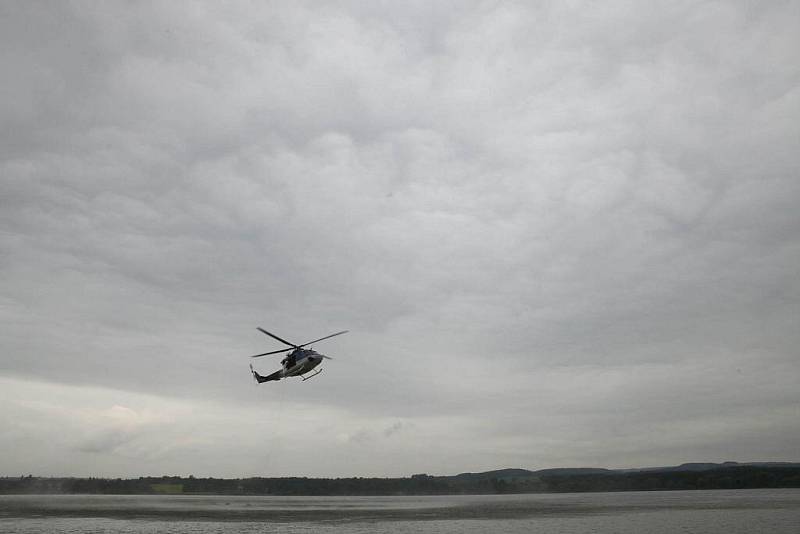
[301,368,323,382]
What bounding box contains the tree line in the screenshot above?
[2,465,799,495]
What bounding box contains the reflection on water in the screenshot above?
[1,489,799,533]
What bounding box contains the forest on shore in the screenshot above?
[3,463,799,496]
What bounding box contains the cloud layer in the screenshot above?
[1,1,798,477]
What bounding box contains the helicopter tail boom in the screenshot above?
[250,364,282,383]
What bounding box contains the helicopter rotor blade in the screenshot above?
[256,327,298,348]
[298,330,349,348]
[250,347,293,358]
[320,355,333,360]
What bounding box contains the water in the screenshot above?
[1,489,799,533]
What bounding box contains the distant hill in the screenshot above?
[449,468,536,481]
[617,461,800,473]
[533,468,613,476]
[445,462,800,480]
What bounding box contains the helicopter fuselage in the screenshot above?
[281,348,323,377]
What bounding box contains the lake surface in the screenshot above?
[2,488,799,533]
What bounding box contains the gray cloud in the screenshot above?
[1,1,798,477]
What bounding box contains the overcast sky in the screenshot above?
[1,1,799,478]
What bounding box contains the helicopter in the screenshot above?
[249,327,348,383]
